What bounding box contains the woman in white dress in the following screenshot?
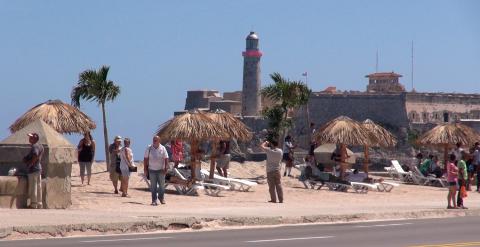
[119,138,135,197]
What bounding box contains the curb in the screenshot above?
[1,209,480,239]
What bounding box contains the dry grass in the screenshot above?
[156,110,229,141]
[9,99,96,134]
[314,116,373,146]
[417,122,480,147]
[362,119,397,147]
[205,109,253,141]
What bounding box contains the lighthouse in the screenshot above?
[241,31,262,116]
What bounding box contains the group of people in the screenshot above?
[446,142,480,209]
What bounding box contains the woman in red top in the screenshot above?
[446,153,459,209]
[171,139,184,168]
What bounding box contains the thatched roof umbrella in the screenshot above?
[417,122,480,167]
[205,109,253,179]
[313,116,373,179]
[156,110,229,180]
[362,119,397,177]
[9,99,96,134]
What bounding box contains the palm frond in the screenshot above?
[362,119,397,147]
[9,100,96,134]
[314,116,373,146]
[205,109,253,141]
[156,110,229,141]
[417,123,480,147]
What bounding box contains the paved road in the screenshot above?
[2,217,480,247]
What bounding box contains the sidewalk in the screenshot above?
[1,161,479,239]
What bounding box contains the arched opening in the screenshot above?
[443,112,449,122]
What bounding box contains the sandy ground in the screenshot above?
[69,161,480,216]
[1,161,479,230]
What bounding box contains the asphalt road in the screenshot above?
[2,217,480,247]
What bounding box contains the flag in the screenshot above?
[302,72,308,76]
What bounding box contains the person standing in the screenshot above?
[446,153,459,209]
[453,142,464,162]
[77,132,95,186]
[261,140,284,203]
[457,151,468,209]
[473,142,480,192]
[108,136,122,194]
[23,133,44,209]
[171,139,184,168]
[144,136,169,206]
[216,140,231,178]
[283,135,295,177]
[119,138,135,197]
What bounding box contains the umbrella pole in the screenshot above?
[209,139,218,179]
[364,145,369,178]
[443,144,449,173]
[340,143,346,180]
[191,139,197,181]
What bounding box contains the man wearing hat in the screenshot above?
[108,136,123,194]
[23,133,44,209]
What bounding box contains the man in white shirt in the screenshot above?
[261,140,284,203]
[144,135,169,205]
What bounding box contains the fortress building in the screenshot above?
[176,31,480,148]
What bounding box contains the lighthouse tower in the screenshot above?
[242,31,262,116]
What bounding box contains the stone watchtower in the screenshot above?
[242,31,262,116]
[366,72,405,93]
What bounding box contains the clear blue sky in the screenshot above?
[1,1,479,159]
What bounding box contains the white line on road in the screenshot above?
[246,236,334,243]
[80,236,173,243]
[354,223,413,228]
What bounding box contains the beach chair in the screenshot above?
[384,166,399,180]
[390,160,416,184]
[171,168,204,196]
[412,166,447,187]
[177,168,230,196]
[200,169,257,192]
[374,181,400,192]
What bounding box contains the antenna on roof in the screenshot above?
[411,40,414,92]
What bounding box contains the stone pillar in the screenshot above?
[242,31,262,116]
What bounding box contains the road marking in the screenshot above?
[246,236,334,243]
[80,236,173,243]
[410,242,480,247]
[354,222,413,228]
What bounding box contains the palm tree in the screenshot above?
[71,65,120,166]
[261,72,311,142]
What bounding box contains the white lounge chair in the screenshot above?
[390,160,416,184]
[412,166,447,187]
[177,168,230,196]
[374,181,400,192]
[171,168,204,196]
[200,169,257,192]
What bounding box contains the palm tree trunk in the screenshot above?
[101,102,110,171]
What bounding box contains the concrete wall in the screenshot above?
[184,90,221,110]
[405,93,480,124]
[210,101,242,115]
[0,144,74,209]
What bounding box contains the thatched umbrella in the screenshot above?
[362,119,397,177]
[417,122,480,167]
[156,110,229,180]
[205,109,253,179]
[9,99,96,134]
[313,116,373,179]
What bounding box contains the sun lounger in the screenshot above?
[171,168,204,196]
[390,160,416,184]
[302,179,325,190]
[412,167,447,187]
[374,181,400,192]
[176,168,231,196]
[384,166,399,180]
[200,169,257,192]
